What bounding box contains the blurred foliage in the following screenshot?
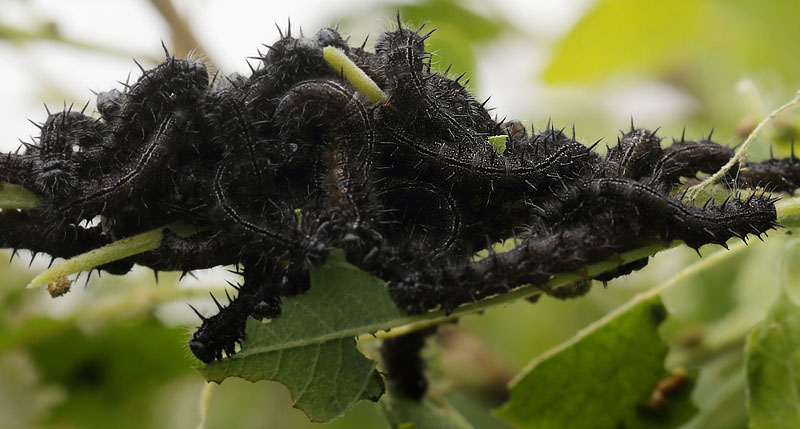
[543,0,800,145]
[545,0,800,90]
[745,289,800,428]
[27,320,193,429]
[497,296,696,428]
[379,392,472,428]
[2,0,800,428]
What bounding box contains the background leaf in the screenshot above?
[198,251,400,422]
[339,0,516,86]
[542,0,800,131]
[496,295,697,428]
[543,0,707,84]
[26,319,194,429]
[745,291,800,428]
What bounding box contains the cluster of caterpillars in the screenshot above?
[0,18,794,398]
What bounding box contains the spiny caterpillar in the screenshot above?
[0,16,789,398]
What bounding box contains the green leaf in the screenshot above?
[397,0,508,43]
[542,0,800,109]
[543,0,707,83]
[705,0,800,83]
[496,295,697,428]
[379,392,473,429]
[394,0,511,82]
[198,251,400,422]
[488,135,507,155]
[745,291,800,428]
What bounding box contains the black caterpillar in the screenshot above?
[0,17,789,386]
[380,327,437,400]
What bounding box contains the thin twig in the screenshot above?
[196,382,215,429]
[686,90,800,200]
[147,0,216,67]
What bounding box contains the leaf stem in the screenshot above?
[7,179,800,331]
[359,243,674,342]
[25,222,196,288]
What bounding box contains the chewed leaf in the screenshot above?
[496,295,697,428]
[195,246,670,422]
[745,291,800,428]
[198,251,401,422]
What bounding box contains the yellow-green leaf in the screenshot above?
[543,0,707,83]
